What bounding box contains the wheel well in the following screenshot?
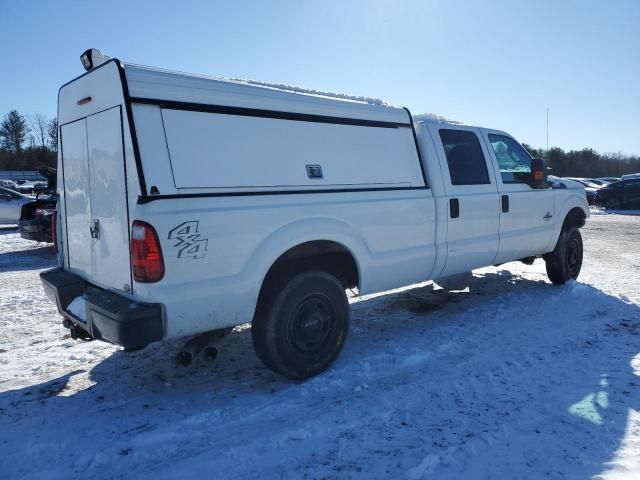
[255,241,359,314]
[562,207,587,230]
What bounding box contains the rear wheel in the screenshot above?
[544,226,583,284]
[252,271,349,380]
[605,197,621,210]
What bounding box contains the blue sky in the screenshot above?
[1,0,638,154]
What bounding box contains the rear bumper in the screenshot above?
[40,268,164,349]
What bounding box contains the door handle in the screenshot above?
[501,195,509,213]
[90,218,100,239]
[450,198,460,218]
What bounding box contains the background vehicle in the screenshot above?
[12,181,49,195]
[586,179,609,187]
[18,167,57,243]
[565,177,600,205]
[597,177,620,184]
[41,51,589,380]
[0,186,33,225]
[594,179,640,210]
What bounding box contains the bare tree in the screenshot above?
[47,117,58,152]
[28,113,49,150]
[0,110,29,154]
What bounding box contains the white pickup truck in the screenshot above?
[41,50,589,380]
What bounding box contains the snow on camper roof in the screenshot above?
[413,113,462,125]
[123,62,410,125]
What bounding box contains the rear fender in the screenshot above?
[244,217,369,305]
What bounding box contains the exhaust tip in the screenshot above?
[176,351,194,366]
[203,346,219,362]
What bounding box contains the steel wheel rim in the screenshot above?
[566,235,582,277]
[288,294,335,353]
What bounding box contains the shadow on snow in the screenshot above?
[1,270,638,478]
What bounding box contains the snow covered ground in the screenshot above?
[1,216,639,479]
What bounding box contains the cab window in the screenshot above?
[439,129,490,185]
[488,134,532,184]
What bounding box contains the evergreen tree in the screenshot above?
[0,110,29,154]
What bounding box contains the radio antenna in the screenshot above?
[546,108,549,159]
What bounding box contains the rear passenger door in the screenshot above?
[481,130,555,263]
[429,126,500,276]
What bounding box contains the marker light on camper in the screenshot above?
[80,48,110,71]
[80,51,92,71]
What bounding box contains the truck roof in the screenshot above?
[122,62,411,125]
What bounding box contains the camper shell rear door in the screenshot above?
[58,60,134,294]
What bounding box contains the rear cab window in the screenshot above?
[438,129,490,186]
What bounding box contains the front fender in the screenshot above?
[551,190,589,247]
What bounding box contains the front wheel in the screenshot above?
[252,271,349,380]
[544,226,583,284]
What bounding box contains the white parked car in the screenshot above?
[622,173,640,180]
[41,50,589,379]
[0,186,32,225]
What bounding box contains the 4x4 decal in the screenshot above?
[168,221,209,259]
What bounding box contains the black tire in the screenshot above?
[605,197,621,210]
[544,226,583,284]
[252,271,349,380]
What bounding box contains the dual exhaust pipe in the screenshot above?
[62,318,231,365]
[176,328,232,366]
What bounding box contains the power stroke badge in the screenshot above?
[168,221,209,259]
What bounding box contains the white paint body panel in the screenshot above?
[60,107,130,291]
[85,107,130,290]
[55,60,589,343]
[60,119,92,277]
[425,124,500,276]
[480,128,557,263]
[161,109,422,190]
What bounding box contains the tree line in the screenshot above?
[1,108,639,179]
[523,144,640,178]
[0,110,57,171]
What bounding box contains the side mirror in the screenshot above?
[530,158,550,189]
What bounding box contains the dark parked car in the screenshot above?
[594,179,640,210]
[18,167,57,243]
[565,178,599,205]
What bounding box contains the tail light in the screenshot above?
[51,210,58,252]
[131,220,164,283]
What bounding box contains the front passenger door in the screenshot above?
[482,131,556,263]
